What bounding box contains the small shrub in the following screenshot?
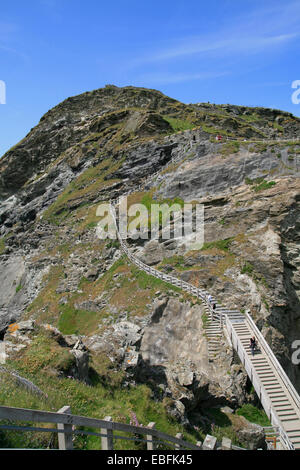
[241,262,254,275]
[254,180,276,192]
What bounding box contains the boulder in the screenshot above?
[236,417,266,450]
[70,349,90,384]
[112,321,142,347]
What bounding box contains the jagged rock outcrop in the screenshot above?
[0,84,299,426]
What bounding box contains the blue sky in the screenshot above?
[0,0,300,157]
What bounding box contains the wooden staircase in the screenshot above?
[109,199,300,450]
[227,314,300,450]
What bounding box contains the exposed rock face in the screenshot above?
[70,348,90,384]
[0,84,300,425]
[235,417,266,450]
[156,143,300,200]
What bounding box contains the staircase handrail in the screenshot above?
[225,317,294,450]
[246,313,300,412]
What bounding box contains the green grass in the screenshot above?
[202,124,233,136]
[58,305,100,335]
[245,177,276,192]
[0,340,200,450]
[202,409,245,447]
[159,255,185,269]
[241,262,254,275]
[236,404,270,427]
[140,193,185,211]
[273,122,284,132]
[202,313,209,329]
[201,238,234,252]
[133,193,185,232]
[131,265,181,293]
[105,239,120,249]
[220,141,240,156]
[239,113,261,123]
[253,180,276,192]
[245,176,264,185]
[42,157,123,225]
[251,142,268,153]
[0,238,5,255]
[163,116,195,133]
[15,284,22,293]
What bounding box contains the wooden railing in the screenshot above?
[246,313,300,414]
[108,202,300,450]
[112,203,223,326]
[225,317,295,451]
[0,405,202,450]
[0,405,248,450]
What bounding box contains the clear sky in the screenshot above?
[0,0,300,157]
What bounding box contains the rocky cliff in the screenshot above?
[0,85,300,436]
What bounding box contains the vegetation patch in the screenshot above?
[12,330,75,375]
[241,262,254,275]
[201,313,209,329]
[201,238,234,252]
[220,141,240,157]
[202,409,244,447]
[42,157,123,225]
[236,404,270,427]
[0,356,199,450]
[254,180,276,192]
[15,284,22,293]
[245,177,276,192]
[25,265,65,325]
[163,116,195,133]
[0,238,5,255]
[58,305,101,336]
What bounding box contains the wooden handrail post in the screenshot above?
[146,422,156,450]
[175,433,182,450]
[101,416,114,450]
[202,434,217,450]
[57,406,73,450]
[221,437,232,450]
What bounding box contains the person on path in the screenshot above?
[250,336,256,356]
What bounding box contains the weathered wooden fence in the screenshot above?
[0,405,246,450]
[0,405,203,450]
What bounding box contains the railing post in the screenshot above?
[175,433,182,450]
[202,434,217,450]
[221,437,232,450]
[101,416,114,450]
[146,422,156,450]
[57,406,73,450]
